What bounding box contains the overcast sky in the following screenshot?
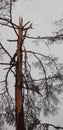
[12,0,63,61]
[1,0,63,129]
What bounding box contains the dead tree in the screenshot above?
[15,17,26,130]
[0,5,63,129]
[0,15,32,129]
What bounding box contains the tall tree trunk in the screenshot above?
[15,17,26,130]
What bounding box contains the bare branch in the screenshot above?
[26,34,63,41]
[4,66,15,103]
[0,80,5,83]
[23,74,42,96]
[10,0,12,21]
[40,123,63,129]
[25,74,63,82]
[0,17,18,28]
[7,39,17,42]
[0,62,10,65]
[26,50,59,70]
[0,42,12,58]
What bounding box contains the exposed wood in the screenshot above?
[15,17,25,130]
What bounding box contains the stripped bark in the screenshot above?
[15,17,25,130]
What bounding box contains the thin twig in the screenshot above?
[0,62,10,65]
[10,0,12,21]
[0,42,12,58]
[7,39,17,42]
[23,21,30,28]
[40,123,63,129]
[26,50,59,70]
[26,34,63,40]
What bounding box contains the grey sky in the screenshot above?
[12,0,63,60]
[13,0,63,34]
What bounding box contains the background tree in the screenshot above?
[0,0,63,130]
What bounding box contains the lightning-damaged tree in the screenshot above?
[0,0,63,130]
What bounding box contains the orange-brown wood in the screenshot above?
[16,17,23,115]
[16,17,24,130]
[16,87,22,113]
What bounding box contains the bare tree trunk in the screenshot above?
[15,17,26,130]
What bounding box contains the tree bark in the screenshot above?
[15,17,26,130]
